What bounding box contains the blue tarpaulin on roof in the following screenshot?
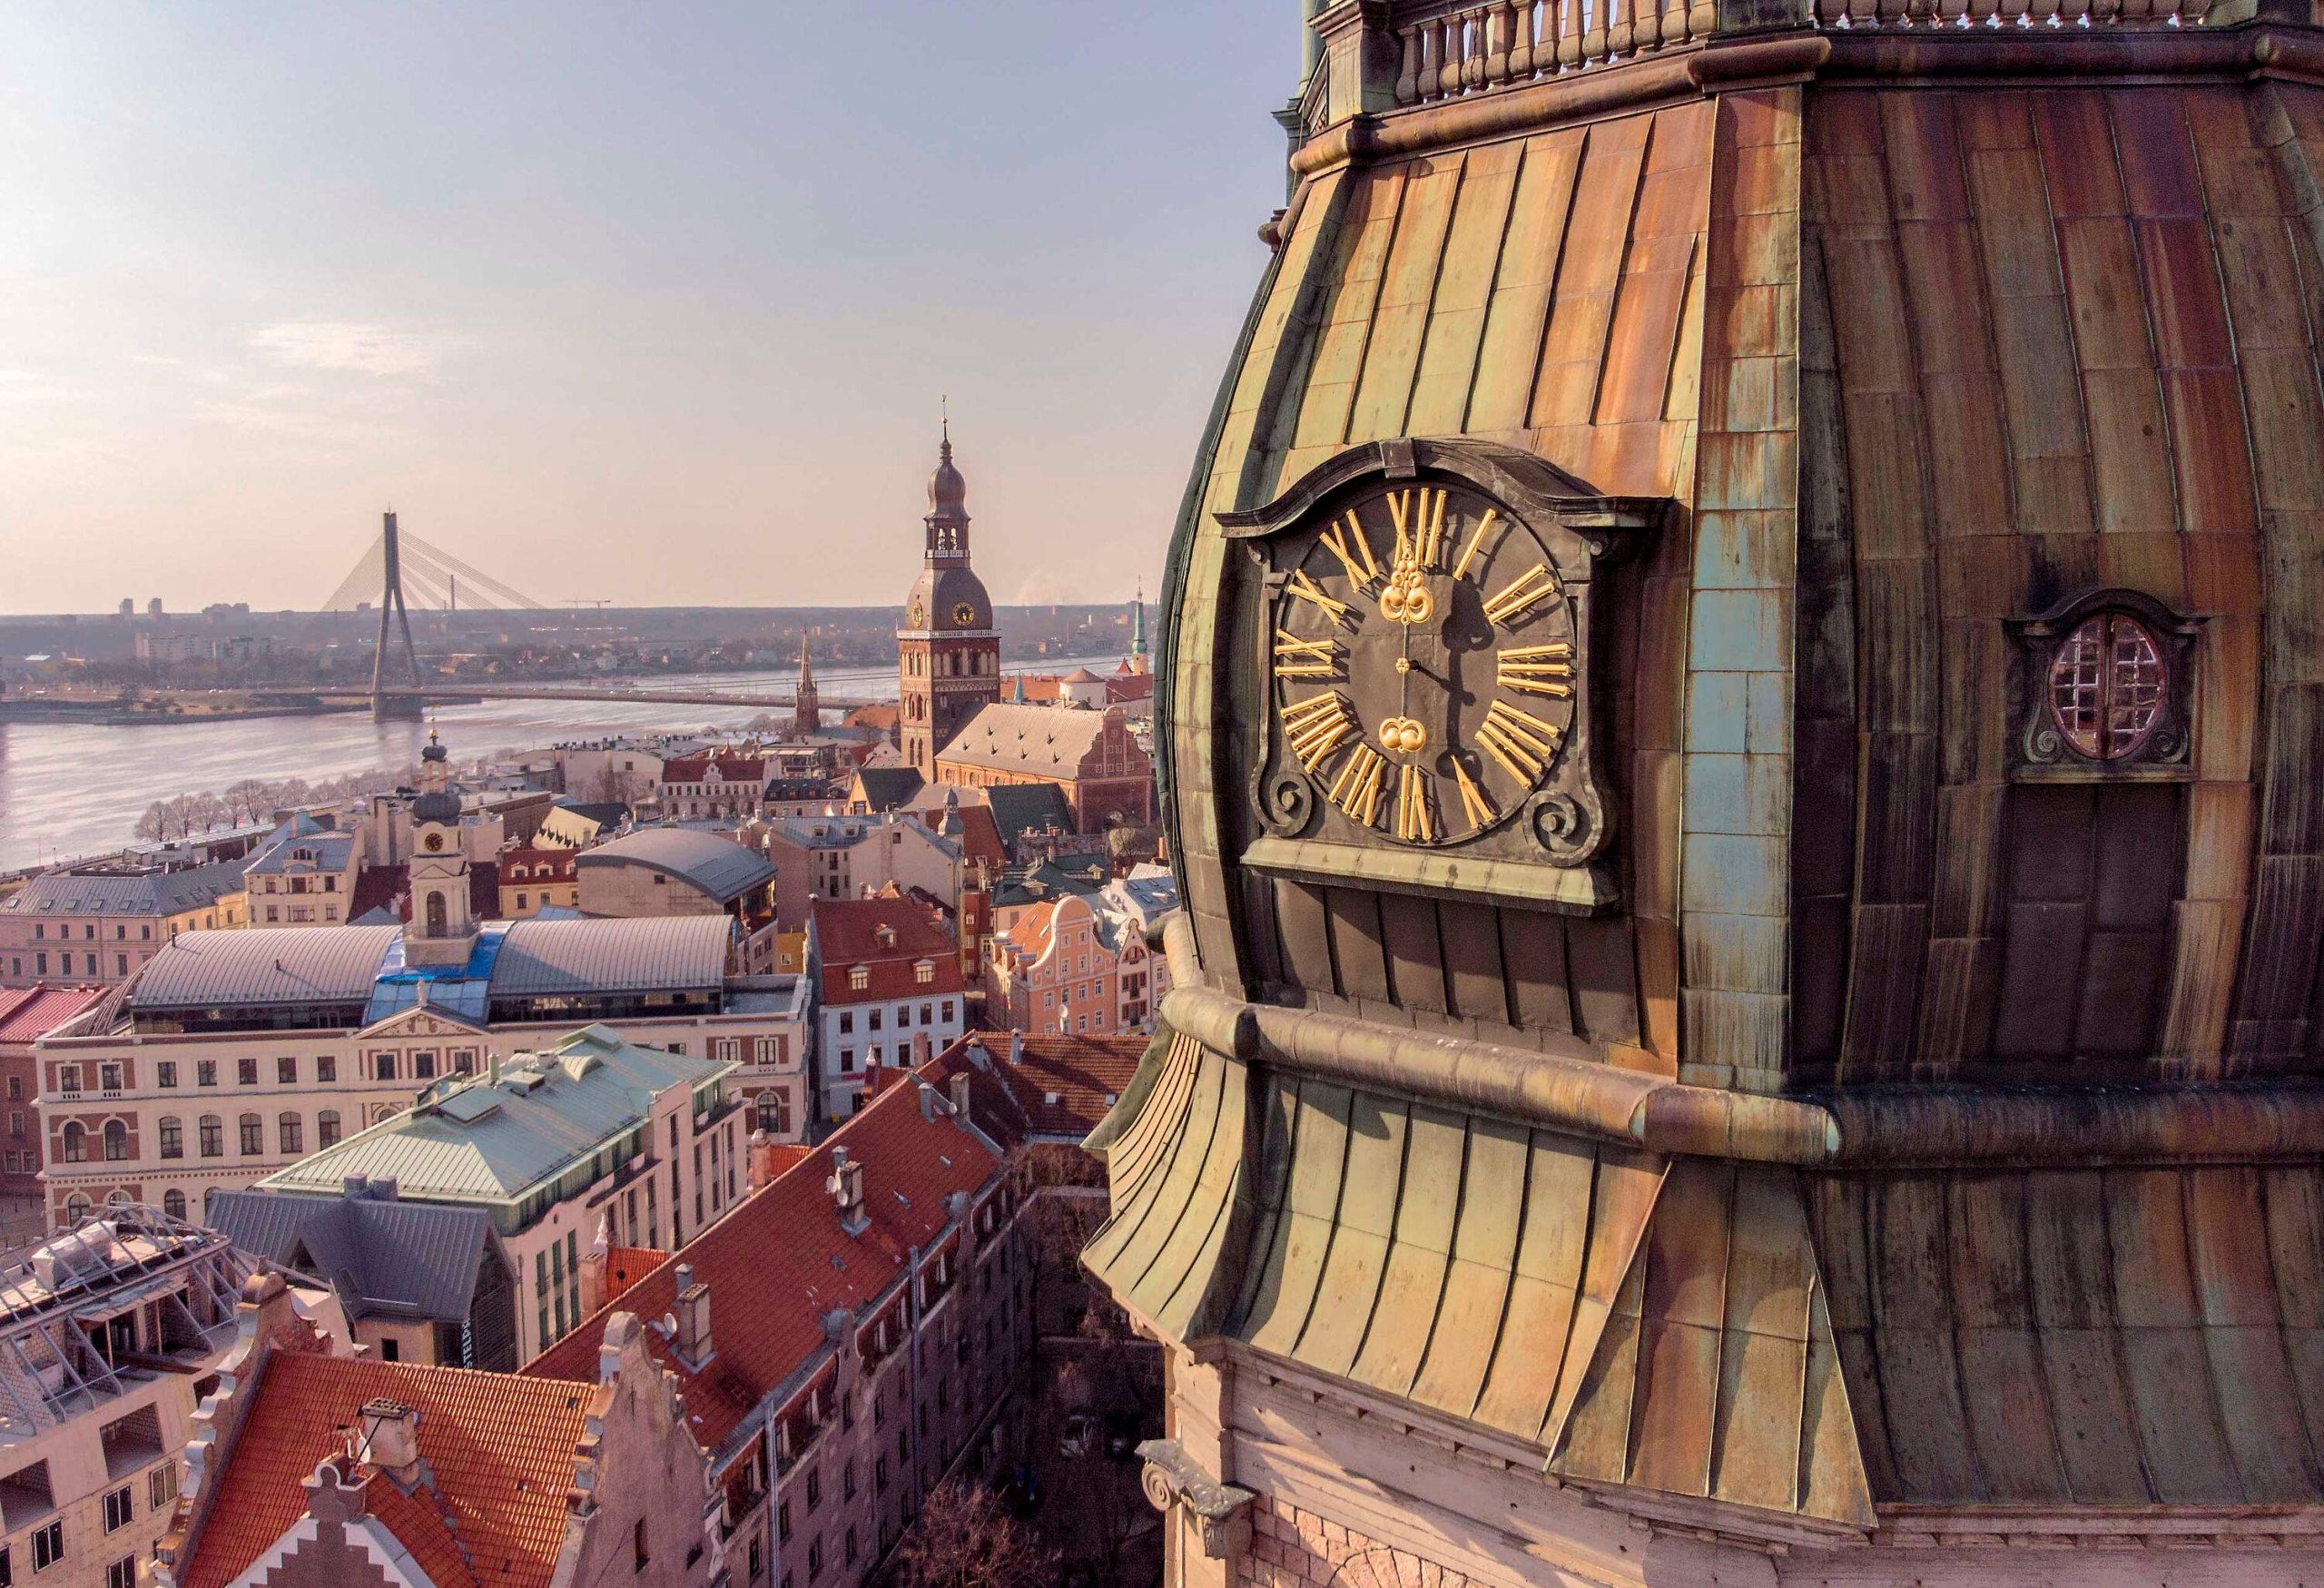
[362,922,510,1026]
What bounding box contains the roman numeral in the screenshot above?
[1281,692,1359,771]
[1496,642,1574,698]
[1395,762,1438,844]
[1482,564,1559,626]
[1328,744,1388,829]
[1385,488,1449,569]
[1451,509,1500,581]
[1286,569,1354,625]
[1316,513,1381,590]
[1476,700,1563,784]
[1451,757,1496,830]
[1272,630,1343,680]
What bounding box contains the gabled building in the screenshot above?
[655,751,768,822]
[524,1036,1086,1588]
[240,816,362,929]
[207,1183,521,1371]
[156,1275,713,1588]
[985,890,1168,1039]
[496,846,578,918]
[803,899,964,1120]
[250,1025,743,1365]
[932,702,1154,833]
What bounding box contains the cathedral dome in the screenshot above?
[905,564,992,634]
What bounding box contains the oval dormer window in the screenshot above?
[2046,612,2167,763]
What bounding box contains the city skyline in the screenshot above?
[0,2,1288,616]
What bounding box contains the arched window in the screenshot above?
[279,1112,302,1155]
[319,1110,341,1149]
[102,1120,127,1162]
[425,892,448,937]
[238,1113,262,1155]
[158,1116,182,1159]
[104,1189,131,1207]
[59,1123,84,1164]
[162,1189,186,1220]
[63,1194,90,1224]
[2047,612,2169,762]
[199,1115,222,1158]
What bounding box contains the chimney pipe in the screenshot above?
[358,1399,424,1489]
[1009,1030,1025,1066]
[675,1275,713,1366]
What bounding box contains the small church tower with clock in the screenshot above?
[404,729,476,968]
[897,418,1000,775]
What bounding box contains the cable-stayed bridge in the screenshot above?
[321,513,858,719]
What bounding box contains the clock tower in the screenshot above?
[897,419,1000,776]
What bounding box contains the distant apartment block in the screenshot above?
[0,862,247,988]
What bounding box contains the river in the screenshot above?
[0,657,1128,873]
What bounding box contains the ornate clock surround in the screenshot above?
[1219,437,1663,914]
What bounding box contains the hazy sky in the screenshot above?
[0,3,1295,615]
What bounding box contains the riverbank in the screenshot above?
[0,695,369,725]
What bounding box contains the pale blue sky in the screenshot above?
[0,3,1295,614]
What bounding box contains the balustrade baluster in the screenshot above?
[1556,0,1581,70]
[1510,1,1537,78]
[1846,0,1880,27]
[1998,0,2030,28]
[1462,10,1486,90]
[1580,0,1609,64]
[1877,0,1908,27]
[1485,2,1514,83]
[1397,24,1424,104]
[1438,17,1463,97]
[2179,0,2212,23]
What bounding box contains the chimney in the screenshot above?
[580,1214,611,1317]
[1009,1030,1025,1066]
[358,1399,424,1489]
[747,1129,779,1191]
[341,1175,370,1199]
[912,1031,932,1067]
[920,1081,942,1122]
[828,1148,869,1238]
[861,1059,884,1100]
[675,1269,714,1366]
[950,1070,971,1119]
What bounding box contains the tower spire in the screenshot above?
[792,630,822,737]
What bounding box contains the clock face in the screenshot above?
[1270,481,1577,848]
[951,599,980,626]
[907,597,928,628]
[423,832,446,853]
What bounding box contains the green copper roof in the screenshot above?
[259,1025,733,1207]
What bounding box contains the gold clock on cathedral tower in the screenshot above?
[1222,439,1660,911]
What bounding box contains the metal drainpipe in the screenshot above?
[903,1240,925,1519]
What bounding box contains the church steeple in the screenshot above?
[792,631,822,738]
[1129,582,1150,676]
[925,407,970,562]
[405,728,477,968]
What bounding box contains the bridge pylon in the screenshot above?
[370,511,426,720]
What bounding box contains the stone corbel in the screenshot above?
[1137,1438,1256,1561]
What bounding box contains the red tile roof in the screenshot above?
[811,895,964,1004]
[498,847,577,883]
[950,804,1009,870]
[349,863,503,923]
[662,752,766,783]
[180,1353,596,1588]
[603,1245,665,1306]
[525,1048,1006,1447]
[958,1033,1144,1140]
[0,984,105,1045]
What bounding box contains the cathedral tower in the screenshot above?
[897,419,1000,775]
[1096,3,2324,1584]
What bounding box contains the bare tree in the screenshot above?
[133,802,167,843]
[891,1478,1058,1588]
[589,765,636,805]
[223,778,271,824]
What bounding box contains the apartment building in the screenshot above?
[757,812,966,930]
[33,914,809,1229]
[0,1207,265,1588]
[497,844,579,917]
[239,814,361,928]
[805,897,964,1120]
[0,862,247,989]
[0,987,103,1208]
[251,1025,743,1365]
[985,887,1169,1038]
